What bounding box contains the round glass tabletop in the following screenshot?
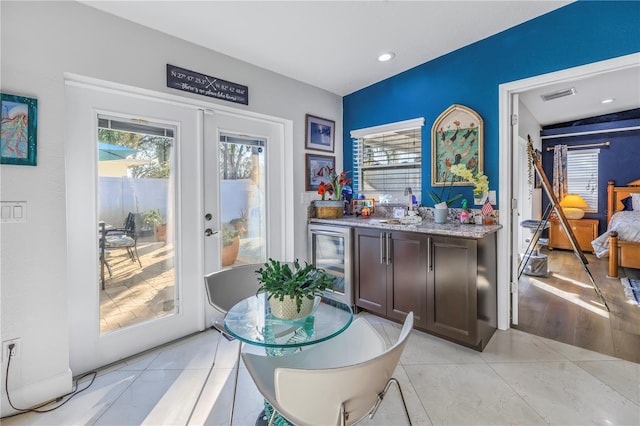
[223,293,353,349]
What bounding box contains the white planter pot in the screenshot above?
[269,295,316,320]
[434,208,448,224]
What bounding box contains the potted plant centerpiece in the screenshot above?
[144,208,167,242]
[256,258,335,320]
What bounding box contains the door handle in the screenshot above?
[205,228,218,236]
[380,232,385,264]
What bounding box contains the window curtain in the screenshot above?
[552,144,568,201]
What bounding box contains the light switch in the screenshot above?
[0,201,27,223]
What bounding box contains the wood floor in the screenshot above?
[515,248,640,364]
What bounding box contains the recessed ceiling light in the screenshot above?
[601,98,615,104]
[378,52,396,62]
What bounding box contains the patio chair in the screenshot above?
[104,212,143,269]
[242,312,414,426]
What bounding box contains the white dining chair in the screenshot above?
[242,312,414,426]
[204,264,264,425]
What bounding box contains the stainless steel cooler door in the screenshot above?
[308,224,353,306]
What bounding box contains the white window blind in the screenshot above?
[567,148,599,212]
[351,118,424,201]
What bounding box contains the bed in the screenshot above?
[591,179,640,277]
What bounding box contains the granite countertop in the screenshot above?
[309,216,502,239]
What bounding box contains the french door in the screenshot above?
[65,81,203,373]
[202,111,288,283]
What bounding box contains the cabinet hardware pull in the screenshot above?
[428,237,432,271]
[380,232,385,264]
[386,233,391,265]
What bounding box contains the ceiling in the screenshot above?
[81,1,639,126]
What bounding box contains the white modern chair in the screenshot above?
[242,312,414,426]
[204,264,264,425]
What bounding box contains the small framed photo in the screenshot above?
[306,153,335,191]
[305,114,335,152]
[1,93,38,166]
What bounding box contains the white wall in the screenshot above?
[517,102,543,220]
[0,0,341,413]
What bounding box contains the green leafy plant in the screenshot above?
[143,208,166,226]
[428,171,463,207]
[222,216,246,247]
[256,258,335,313]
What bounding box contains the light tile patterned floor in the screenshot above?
[3,313,639,425]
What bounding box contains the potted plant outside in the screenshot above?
[143,208,167,242]
[222,217,245,266]
[256,258,335,320]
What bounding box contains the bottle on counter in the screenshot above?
[459,199,470,224]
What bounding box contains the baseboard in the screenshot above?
[1,368,72,418]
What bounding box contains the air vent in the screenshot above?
[540,87,577,101]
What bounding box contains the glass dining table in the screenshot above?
[224,292,353,355]
[223,292,353,424]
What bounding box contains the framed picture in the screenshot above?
[306,153,335,191]
[1,93,38,166]
[305,114,335,152]
[431,104,483,186]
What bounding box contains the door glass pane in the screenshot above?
[97,116,176,333]
[219,133,266,267]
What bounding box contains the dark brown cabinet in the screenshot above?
[427,235,496,349]
[355,227,497,351]
[354,228,428,328]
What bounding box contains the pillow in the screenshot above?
[621,196,633,211]
[633,193,640,211]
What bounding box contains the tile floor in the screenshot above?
[3,313,639,426]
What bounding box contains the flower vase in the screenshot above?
[315,200,344,219]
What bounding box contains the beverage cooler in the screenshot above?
[307,224,353,308]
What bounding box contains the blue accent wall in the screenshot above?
[541,117,640,234]
[343,1,640,209]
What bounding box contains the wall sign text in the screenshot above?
[166,64,249,105]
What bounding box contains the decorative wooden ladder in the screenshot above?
[524,135,609,311]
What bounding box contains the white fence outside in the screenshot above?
[98,177,253,228]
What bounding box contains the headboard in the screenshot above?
[607,179,640,224]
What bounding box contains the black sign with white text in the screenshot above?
[166,64,249,105]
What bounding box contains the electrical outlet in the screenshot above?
[3,338,21,361]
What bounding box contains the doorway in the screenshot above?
[65,81,203,373]
[499,54,640,362]
[65,78,293,373]
[202,111,288,278]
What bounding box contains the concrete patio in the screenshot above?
[100,237,175,333]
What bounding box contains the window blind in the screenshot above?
[352,125,422,200]
[567,148,599,212]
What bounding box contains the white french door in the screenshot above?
[65,81,204,373]
[202,111,288,280]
